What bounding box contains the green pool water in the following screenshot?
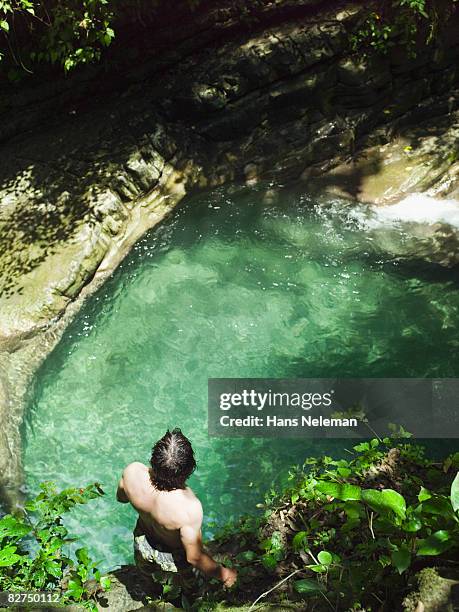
[23,184,459,570]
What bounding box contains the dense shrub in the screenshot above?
[205,439,459,611]
[0,482,110,611]
[1,441,458,610]
[0,0,457,81]
[351,0,458,56]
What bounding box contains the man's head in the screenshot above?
[149,428,196,491]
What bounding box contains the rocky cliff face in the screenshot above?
[0,0,458,504]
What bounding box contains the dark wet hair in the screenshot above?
[149,428,196,491]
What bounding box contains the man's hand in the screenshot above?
[180,516,238,586]
[221,566,238,588]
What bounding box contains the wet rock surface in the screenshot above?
[0,0,459,503]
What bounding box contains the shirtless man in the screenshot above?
[116,428,237,588]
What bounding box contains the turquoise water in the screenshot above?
[23,185,459,570]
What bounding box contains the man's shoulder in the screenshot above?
[182,488,203,521]
[123,462,147,477]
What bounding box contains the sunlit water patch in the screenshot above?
[23,185,459,570]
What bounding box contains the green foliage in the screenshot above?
[351,12,394,54]
[285,441,459,608]
[315,481,362,501]
[0,0,208,78]
[0,0,115,76]
[350,0,456,57]
[260,530,284,570]
[0,482,109,610]
[209,439,459,611]
[361,488,407,520]
[451,471,459,512]
[1,0,455,79]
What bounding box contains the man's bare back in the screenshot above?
[117,461,202,550]
[117,429,237,588]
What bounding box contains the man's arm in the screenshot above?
[116,474,129,503]
[180,521,237,587]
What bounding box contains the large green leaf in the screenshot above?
[451,472,459,513]
[317,551,333,566]
[361,489,406,519]
[308,564,327,573]
[292,531,307,550]
[422,496,454,517]
[379,489,406,519]
[75,547,91,566]
[261,554,277,570]
[316,481,361,501]
[402,518,422,532]
[0,545,22,567]
[391,546,411,574]
[417,530,452,556]
[0,515,32,540]
[66,578,84,600]
[418,487,432,502]
[45,560,62,578]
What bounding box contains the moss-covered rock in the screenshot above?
[403,567,459,612]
